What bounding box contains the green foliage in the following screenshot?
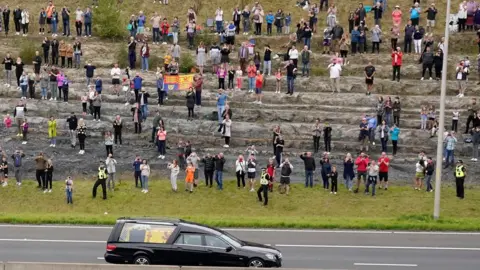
[148,55,163,70]
[179,53,196,73]
[195,32,217,47]
[19,42,37,64]
[115,44,129,68]
[93,0,126,39]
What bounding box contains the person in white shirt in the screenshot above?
[366,160,379,196]
[235,155,246,188]
[455,61,468,98]
[110,63,122,96]
[327,60,342,93]
[215,8,224,34]
[75,7,84,37]
[288,45,299,68]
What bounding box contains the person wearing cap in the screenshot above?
[425,3,437,32]
[257,167,271,206]
[93,161,108,200]
[454,160,466,199]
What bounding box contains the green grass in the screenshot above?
[1,179,480,231]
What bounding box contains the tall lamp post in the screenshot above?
[433,0,452,220]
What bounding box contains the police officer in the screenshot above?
[454,160,466,199]
[93,161,108,200]
[257,168,271,206]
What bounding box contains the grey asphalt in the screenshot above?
[0,225,479,270]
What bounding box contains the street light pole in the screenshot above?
[433,0,451,220]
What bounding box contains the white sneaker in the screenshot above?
[144,190,148,193]
[22,141,27,144]
[460,94,464,98]
[258,101,262,104]
[162,42,167,45]
[79,150,82,154]
[48,189,52,193]
[49,144,53,147]
[161,156,165,159]
[2,182,7,187]
[165,97,168,100]
[334,192,337,194]
[125,102,129,106]
[456,94,461,97]
[420,77,424,80]
[472,158,476,161]
[223,144,229,148]
[54,97,57,101]
[158,155,162,158]
[43,189,48,193]
[18,182,22,186]
[250,188,255,192]
[330,192,333,194]
[52,144,56,148]
[429,77,433,80]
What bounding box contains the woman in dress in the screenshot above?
[196,41,206,75]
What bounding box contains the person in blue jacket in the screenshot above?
[390,124,400,156]
[366,115,378,146]
[132,73,143,102]
[320,153,332,190]
[265,11,274,35]
[95,77,102,94]
[350,26,360,55]
[133,155,142,188]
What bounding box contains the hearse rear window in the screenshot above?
[118,223,176,243]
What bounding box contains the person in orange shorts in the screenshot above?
[185,161,195,193]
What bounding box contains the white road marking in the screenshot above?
[97,257,104,260]
[0,238,105,244]
[1,224,480,236]
[277,244,480,251]
[354,263,418,267]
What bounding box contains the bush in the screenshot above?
[195,32,216,47]
[115,44,129,68]
[93,0,126,39]
[179,53,195,73]
[19,42,37,64]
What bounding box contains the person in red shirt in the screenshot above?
[254,71,264,104]
[378,152,390,190]
[354,152,369,193]
[266,158,275,192]
[160,18,170,43]
[391,47,403,82]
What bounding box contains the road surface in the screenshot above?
[0,225,479,269]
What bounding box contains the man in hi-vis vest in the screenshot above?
[454,160,466,199]
[93,161,108,200]
[257,168,271,206]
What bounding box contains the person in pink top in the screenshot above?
[274,68,282,93]
[157,127,167,159]
[354,152,369,193]
[217,64,227,90]
[392,5,402,26]
[247,62,257,93]
[56,71,65,100]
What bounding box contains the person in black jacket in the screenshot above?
[218,104,233,132]
[112,115,123,145]
[84,62,96,86]
[213,153,225,190]
[300,152,316,188]
[13,6,22,35]
[61,6,71,36]
[186,87,196,120]
[66,112,78,148]
[42,37,51,65]
[323,123,332,153]
[3,6,10,36]
[201,154,215,187]
[51,38,59,66]
[433,49,443,80]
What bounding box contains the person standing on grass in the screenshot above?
[246,154,257,192]
[444,131,458,168]
[64,176,74,204]
[300,152,316,188]
[414,159,426,191]
[365,160,379,196]
[44,159,53,193]
[11,149,25,186]
[201,153,215,188]
[454,160,466,199]
[391,47,403,82]
[105,154,117,191]
[343,153,355,191]
[156,127,167,159]
[185,162,195,193]
[140,159,150,194]
[235,155,246,188]
[329,165,338,195]
[425,157,435,192]
[354,152,369,193]
[378,152,390,190]
[257,168,271,206]
[320,153,331,190]
[34,152,47,189]
[133,155,142,188]
[214,153,226,190]
[279,158,292,195]
[0,156,8,187]
[93,162,108,200]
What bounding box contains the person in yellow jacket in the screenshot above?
[59,40,67,68]
[257,168,271,206]
[48,116,57,147]
[93,161,108,200]
[454,160,466,199]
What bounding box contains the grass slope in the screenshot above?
[1,179,480,230]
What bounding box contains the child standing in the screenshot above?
[185,162,195,193]
[275,68,282,93]
[0,156,8,187]
[95,77,103,94]
[329,165,338,194]
[420,105,428,130]
[81,92,88,116]
[48,116,57,147]
[168,160,180,192]
[4,114,12,129]
[452,108,459,132]
[235,66,243,90]
[322,27,332,54]
[217,65,226,90]
[254,71,264,104]
[21,119,28,144]
[65,176,73,204]
[228,66,235,90]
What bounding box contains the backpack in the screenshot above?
[127,24,133,31]
[14,155,21,167]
